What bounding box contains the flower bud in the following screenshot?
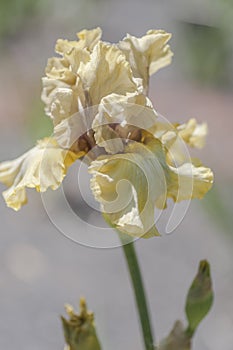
[61,298,101,350]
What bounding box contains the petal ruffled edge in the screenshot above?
[0,138,79,210]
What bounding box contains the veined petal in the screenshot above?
[93,92,158,154]
[89,138,169,238]
[119,30,173,91]
[167,161,213,202]
[0,138,79,211]
[78,41,138,106]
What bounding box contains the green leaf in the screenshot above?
[185,260,214,336]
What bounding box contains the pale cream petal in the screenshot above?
[0,138,79,210]
[45,57,76,85]
[0,154,28,187]
[42,36,139,133]
[76,27,102,50]
[42,77,87,132]
[56,27,102,54]
[78,42,138,106]
[119,30,173,91]
[42,30,93,120]
[48,79,86,127]
[41,77,70,117]
[167,162,214,202]
[50,87,77,126]
[63,48,90,74]
[147,30,173,75]
[42,50,89,119]
[45,50,90,83]
[89,138,169,238]
[92,92,158,154]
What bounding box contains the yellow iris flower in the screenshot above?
[0,28,213,238]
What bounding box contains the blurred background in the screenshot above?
[0,0,233,349]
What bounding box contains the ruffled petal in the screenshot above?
[56,27,102,54]
[119,30,173,91]
[89,138,169,238]
[42,29,100,120]
[0,138,79,210]
[78,41,138,106]
[42,38,140,144]
[41,77,70,117]
[45,49,90,83]
[42,44,91,111]
[76,27,102,51]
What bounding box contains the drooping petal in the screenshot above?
[167,161,213,202]
[176,119,207,149]
[78,41,138,106]
[119,30,173,91]
[149,118,208,166]
[92,92,158,154]
[148,122,213,203]
[0,138,79,210]
[89,138,169,238]
[151,118,207,149]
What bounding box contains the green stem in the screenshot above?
[119,235,155,350]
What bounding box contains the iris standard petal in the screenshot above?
[119,30,173,91]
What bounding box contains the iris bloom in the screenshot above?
[0,28,213,238]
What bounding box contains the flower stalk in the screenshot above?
[120,234,154,350]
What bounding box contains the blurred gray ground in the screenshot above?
[0,0,233,349]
